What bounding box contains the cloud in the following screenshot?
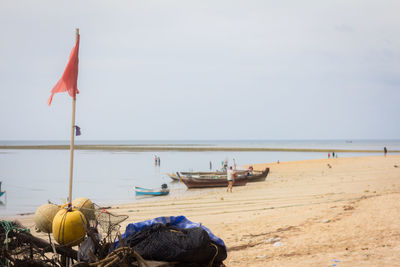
[335,24,354,32]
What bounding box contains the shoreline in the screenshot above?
[8,155,400,266]
[1,144,398,153]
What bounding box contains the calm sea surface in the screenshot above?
[1,139,399,217]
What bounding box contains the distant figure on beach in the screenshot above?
[332,152,335,158]
[384,147,387,157]
[209,161,212,170]
[226,166,234,193]
[158,157,161,166]
[328,153,330,159]
[223,159,228,171]
[154,155,158,165]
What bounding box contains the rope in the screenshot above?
[89,247,149,267]
[0,220,30,249]
[208,243,219,267]
[0,220,31,267]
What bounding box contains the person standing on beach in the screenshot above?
[328,153,330,159]
[226,166,234,193]
[384,147,387,157]
[209,161,212,170]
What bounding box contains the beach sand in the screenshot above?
[15,155,400,266]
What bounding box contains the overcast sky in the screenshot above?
[0,1,399,141]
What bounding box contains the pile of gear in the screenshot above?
[0,198,227,267]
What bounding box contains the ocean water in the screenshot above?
[0,139,399,217]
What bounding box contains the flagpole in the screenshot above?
[68,28,79,205]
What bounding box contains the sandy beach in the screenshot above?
[14,155,400,266]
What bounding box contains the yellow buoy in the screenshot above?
[52,208,87,246]
[72,197,95,222]
[34,203,60,233]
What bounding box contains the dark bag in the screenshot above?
[125,223,226,266]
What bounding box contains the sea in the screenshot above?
[1,139,399,217]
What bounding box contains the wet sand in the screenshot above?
[14,155,400,266]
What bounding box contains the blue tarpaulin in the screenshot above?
[114,215,226,250]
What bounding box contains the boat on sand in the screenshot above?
[168,169,250,181]
[178,174,248,189]
[245,168,269,182]
[134,184,169,196]
[179,168,269,183]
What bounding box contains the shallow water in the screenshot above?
[0,139,398,216]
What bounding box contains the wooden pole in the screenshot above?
[18,232,78,260]
[68,28,79,204]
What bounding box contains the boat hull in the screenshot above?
[246,168,269,182]
[167,173,180,181]
[134,186,169,196]
[180,170,247,177]
[180,176,248,189]
[180,171,226,176]
[181,168,269,183]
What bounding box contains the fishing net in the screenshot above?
[124,223,225,266]
[0,220,64,266]
[1,218,226,266]
[0,220,159,267]
[80,203,129,243]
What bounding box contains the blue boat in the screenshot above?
[134,184,169,196]
[0,182,5,198]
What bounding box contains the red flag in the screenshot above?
[48,34,80,106]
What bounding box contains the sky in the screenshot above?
[0,0,399,141]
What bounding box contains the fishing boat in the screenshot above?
[180,171,226,176]
[245,168,270,182]
[180,170,249,176]
[167,171,240,181]
[134,184,170,196]
[167,172,180,181]
[169,170,248,181]
[178,174,248,189]
[179,168,270,183]
[0,182,5,198]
